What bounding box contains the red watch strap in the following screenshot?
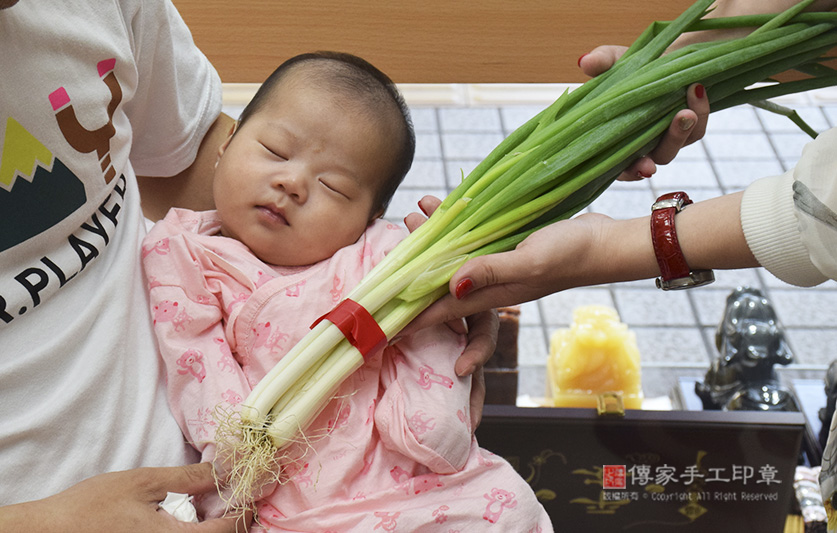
[650,191,693,282]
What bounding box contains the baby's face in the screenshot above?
[213,78,393,266]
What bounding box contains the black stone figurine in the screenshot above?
[695,286,796,411]
[819,360,837,450]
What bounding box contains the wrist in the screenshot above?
[0,500,54,533]
[591,214,660,285]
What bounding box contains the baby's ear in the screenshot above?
[368,208,385,225]
[216,124,237,166]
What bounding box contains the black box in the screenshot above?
[475,405,805,532]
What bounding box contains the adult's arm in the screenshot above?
[0,463,244,533]
[403,192,757,332]
[137,113,237,222]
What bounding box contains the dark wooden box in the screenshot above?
[475,405,805,533]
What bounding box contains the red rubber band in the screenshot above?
[311,299,387,359]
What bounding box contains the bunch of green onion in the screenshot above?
[224,0,837,500]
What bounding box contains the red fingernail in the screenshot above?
[695,84,705,99]
[418,201,429,217]
[637,170,652,179]
[577,53,588,68]
[455,278,474,300]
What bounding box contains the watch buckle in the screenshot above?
[656,269,715,290]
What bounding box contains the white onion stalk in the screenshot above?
[218,0,837,509]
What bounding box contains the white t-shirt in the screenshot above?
[0,0,221,504]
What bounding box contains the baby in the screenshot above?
[142,51,552,532]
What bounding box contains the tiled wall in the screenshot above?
[224,83,837,404]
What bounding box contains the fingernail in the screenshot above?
[577,53,588,68]
[455,278,474,300]
[637,170,652,179]
[694,84,705,99]
[456,364,475,377]
[679,116,696,131]
[418,201,430,217]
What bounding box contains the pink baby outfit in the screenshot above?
[143,209,552,532]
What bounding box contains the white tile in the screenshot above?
[441,132,504,159]
[632,326,712,364]
[517,365,549,399]
[769,131,818,160]
[767,289,837,328]
[402,159,446,189]
[407,107,439,132]
[690,287,747,328]
[384,187,447,223]
[652,159,717,189]
[784,328,837,366]
[438,107,502,132]
[444,160,483,189]
[702,132,775,160]
[756,106,830,134]
[671,140,709,161]
[669,187,724,204]
[518,300,543,326]
[712,159,784,190]
[500,105,552,133]
[517,325,549,366]
[538,288,616,327]
[612,288,697,327]
[707,268,763,291]
[414,132,442,159]
[706,106,762,132]
[587,188,656,220]
[821,107,837,128]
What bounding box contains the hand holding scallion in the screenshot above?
[219,0,837,513]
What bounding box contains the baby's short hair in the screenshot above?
[237,51,415,216]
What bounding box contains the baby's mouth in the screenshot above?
[257,205,289,225]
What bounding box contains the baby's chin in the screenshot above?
[259,247,334,268]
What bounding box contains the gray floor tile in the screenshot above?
[518,301,543,326]
[706,106,762,132]
[408,107,439,132]
[767,289,837,328]
[403,159,446,189]
[587,188,656,220]
[612,288,697,327]
[784,328,837,366]
[669,140,709,161]
[632,326,712,364]
[651,159,718,189]
[414,132,442,158]
[438,107,502,132]
[385,187,447,223]
[444,160,482,188]
[441,132,504,159]
[517,325,549,367]
[756,105,831,133]
[538,288,616,327]
[712,160,784,190]
[769,131,819,161]
[500,105,552,133]
[707,268,764,291]
[702,131,775,160]
[391,89,837,404]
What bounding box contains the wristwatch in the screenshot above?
[650,191,715,290]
